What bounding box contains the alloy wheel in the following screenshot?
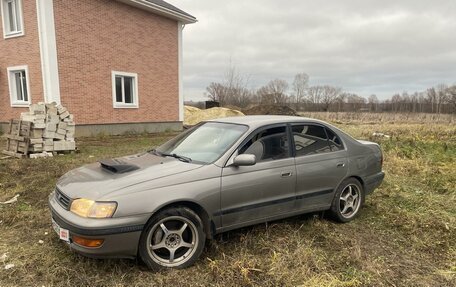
[146,216,198,267]
[339,184,361,219]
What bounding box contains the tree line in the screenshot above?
[205,68,456,114]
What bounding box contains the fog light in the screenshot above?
[72,235,104,248]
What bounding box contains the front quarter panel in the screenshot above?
[106,164,223,228]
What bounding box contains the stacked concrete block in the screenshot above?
[19,102,77,156]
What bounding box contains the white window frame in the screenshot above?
[7,65,31,107]
[1,0,25,39]
[111,71,139,109]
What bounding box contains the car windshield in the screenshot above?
[155,122,248,164]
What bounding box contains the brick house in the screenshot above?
[0,0,196,135]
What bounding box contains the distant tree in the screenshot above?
[257,79,289,104]
[401,92,411,112]
[206,82,227,104]
[335,93,348,112]
[204,63,253,108]
[307,85,341,111]
[391,94,402,112]
[446,85,456,111]
[410,92,419,113]
[368,94,379,111]
[307,86,324,105]
[436,84,449,114]
[292,73,309,110]
[346,93,366,111]
[417,92,427,113]
[426,87,439,113]
[320,85,341,111]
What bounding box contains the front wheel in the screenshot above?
[138,207,205,270]
[329,178,364,222]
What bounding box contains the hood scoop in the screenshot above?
[99,158,140,174]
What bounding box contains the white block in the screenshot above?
[45,123,57,132]
[58,122,68,130]
[30,103,46,114]
[31,129,43,138]
[46,114,60,124]
[57,128,67,135]
[30,138,44,144]
[33,123,46,129]
[43,131,56,139]
[21,114,36,122]
[55,133,65,140]
[44,145,54,151]
[30,152,53,159]
[47,107,58,115]
[59,111,70,119]
[54,141,76,151]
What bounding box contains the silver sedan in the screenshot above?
[49,116,384,270]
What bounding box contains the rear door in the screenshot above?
[220,124,297,228]
[291,124,348,210]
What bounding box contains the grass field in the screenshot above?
[0,118,455,286]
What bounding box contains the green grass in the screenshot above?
[0,123,455,287]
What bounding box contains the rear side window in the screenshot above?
[325,128,344,151]
[239,126,289,162]
[292,125,331,156]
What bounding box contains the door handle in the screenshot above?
[336,162,345,168]
[281,172,292,177]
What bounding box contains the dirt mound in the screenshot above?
[242,105,298,116]
[184,106,244,126]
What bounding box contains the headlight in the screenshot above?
[70,199,117,218]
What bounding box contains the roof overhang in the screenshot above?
[116,0,197,24]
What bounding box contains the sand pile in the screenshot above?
[184,106,244,126]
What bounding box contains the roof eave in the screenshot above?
[117,0,197,24]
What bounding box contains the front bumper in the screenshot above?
[48,191,150,259]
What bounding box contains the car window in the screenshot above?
[292,125,331,156]
[239,126,289,162]
[325,128,344,151]
[157,122,248,163]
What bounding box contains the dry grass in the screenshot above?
[299,112,456,124]
[0,119,455,287]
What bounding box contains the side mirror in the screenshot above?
[232,154,256,166]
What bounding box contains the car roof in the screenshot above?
[207,115,327,129]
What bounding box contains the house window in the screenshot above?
[112,71,138,108]
[1,0,24,38]
[7,65,31,107]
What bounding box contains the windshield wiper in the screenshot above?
[149,149,192,163]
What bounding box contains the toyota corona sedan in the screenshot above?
[49,115,384,270]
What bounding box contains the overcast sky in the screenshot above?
[167,0,456,101]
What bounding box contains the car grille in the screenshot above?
[55,188,71,210]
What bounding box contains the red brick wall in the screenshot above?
[53,0,179,124]
[0,0,44,122]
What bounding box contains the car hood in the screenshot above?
[56,152,204,200]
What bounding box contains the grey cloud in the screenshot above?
[170,0,456,100]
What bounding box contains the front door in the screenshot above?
[220,125,296,228]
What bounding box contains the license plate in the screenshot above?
[51,217,70,242]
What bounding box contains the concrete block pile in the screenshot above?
[20,102,76,154]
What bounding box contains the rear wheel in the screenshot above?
[329,178,364,222]
[139,207,205,270]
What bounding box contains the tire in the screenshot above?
[138,207,205,270]
[329,178,364,223]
